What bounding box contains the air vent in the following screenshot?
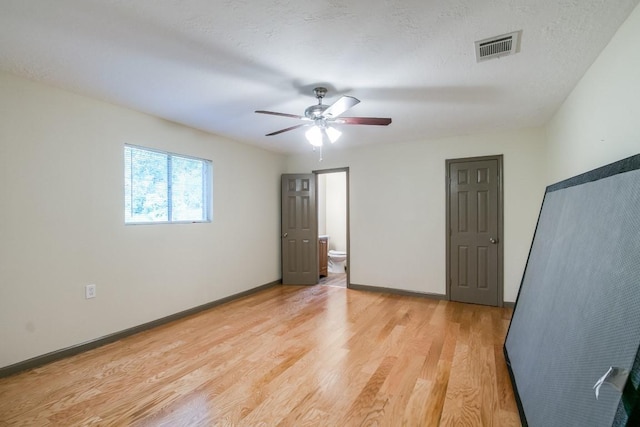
[475,30,521,62]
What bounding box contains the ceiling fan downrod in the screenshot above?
[305,87,329,119]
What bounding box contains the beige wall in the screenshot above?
[546,3,640,183]
[317,171,347,252]
[0,72,286,368]
[287,128,547,302]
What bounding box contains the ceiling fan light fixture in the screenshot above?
[305,126,323,147]
[325,126,341,143]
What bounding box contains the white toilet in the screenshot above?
[328,250,347,273]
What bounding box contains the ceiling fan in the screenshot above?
[255,87,392,147]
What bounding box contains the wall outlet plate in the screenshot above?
[85,284,96,299]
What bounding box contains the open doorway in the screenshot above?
[315,168,349,288]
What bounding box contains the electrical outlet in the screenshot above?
[85,284,96,299]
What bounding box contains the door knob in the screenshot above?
[282,233,288,238]
[489,237,498,244]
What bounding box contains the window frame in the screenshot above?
[124,144,212,225]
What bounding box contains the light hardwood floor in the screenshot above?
[319,272,347,287]
[0,285,520,426]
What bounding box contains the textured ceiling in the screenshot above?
[1,0,638,153]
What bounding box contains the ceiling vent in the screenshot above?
[475,30,521,62]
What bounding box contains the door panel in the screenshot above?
[449,158,501,306]
[282,174,317,285]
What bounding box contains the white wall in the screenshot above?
[0,71,285,368]
[287,128,547,302]
[317,174,327,235]
[546,3,640,183]
[325,172,347,252]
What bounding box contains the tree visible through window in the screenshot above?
[124,145,211,224]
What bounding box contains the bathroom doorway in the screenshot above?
[315,168,349,288]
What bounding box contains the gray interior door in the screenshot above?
[448,157,501,306]
[281,174,317,285]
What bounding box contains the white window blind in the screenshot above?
[124,145,211,224]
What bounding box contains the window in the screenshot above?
[124,145,212,224]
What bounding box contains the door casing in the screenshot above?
[445,155,504,306]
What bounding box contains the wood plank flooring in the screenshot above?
[0,285,521,426]
[318,272,346,287]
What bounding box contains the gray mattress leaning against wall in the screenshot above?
[504,154,640,427]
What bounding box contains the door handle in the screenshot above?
[282,233,288,238]
[489,237,498,244]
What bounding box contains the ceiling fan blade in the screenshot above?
[322,96,360,118]
[336,117,392,126]
[266,123,307,136]
[255,110,304,120]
